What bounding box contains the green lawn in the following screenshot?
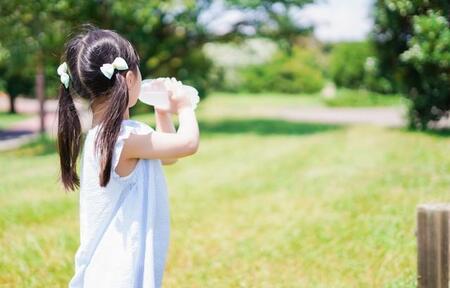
[0,111,32,129]
[0,94,447,287]
[323,89,406,107]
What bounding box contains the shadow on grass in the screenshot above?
[0,129,34,141]
[395,127,450,138]
[4,118,341,157]
[198,117,342,136]
[423,129,450,138]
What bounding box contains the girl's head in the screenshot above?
[57,24,141,191]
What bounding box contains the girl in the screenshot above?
[56,25,199,288]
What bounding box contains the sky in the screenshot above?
[295,0,375,42]
[201,0,375,43]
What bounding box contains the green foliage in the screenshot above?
[0,1,214,99]
[401,11,450,128]
[0,0,315,104]
[0,0,84,99]
[239,47,325,94]
[0,45,35,108]
[373,0,450,129]
[223,0,314,51]
[329,41,394,93]
[362,56,395,93]
[329,42,371,88]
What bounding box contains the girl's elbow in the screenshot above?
[187,138,199,155]
[177,136,199,157]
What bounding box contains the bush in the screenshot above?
[239,47,325,94]
[400,11,450,129]
[328,41,393,93]
[373,1,450,129]
[329,42,371,89]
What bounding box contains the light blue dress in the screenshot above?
[69,119,170,288]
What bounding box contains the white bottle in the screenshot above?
[138,78,200,110]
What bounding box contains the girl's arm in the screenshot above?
[155,109,178,165]
[123,105,199,161]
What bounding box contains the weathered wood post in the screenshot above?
[417,203,450,288]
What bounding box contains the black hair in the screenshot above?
[57,24,140,191]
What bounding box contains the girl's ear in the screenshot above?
[125,70,136,90]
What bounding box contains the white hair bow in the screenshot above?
[57,62,70,89]
[100,57,129,79]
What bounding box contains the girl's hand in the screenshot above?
[154,91,178,114]
[154,90,192,114]
[153,77,193,114]
[163,77,193,113]
[171,90,193,113]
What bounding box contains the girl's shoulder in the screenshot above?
[120,119,155,135]
[111,119,155,181]
[115,119,155,150]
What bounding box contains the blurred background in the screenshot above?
[0,0,449,287]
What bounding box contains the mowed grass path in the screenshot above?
[0,94,449,287]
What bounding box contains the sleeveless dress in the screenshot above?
[69,119,170,288]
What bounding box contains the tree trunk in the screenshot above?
[8,93,16,114]
[35,59,45,134]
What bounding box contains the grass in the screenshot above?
[323,89,406,108]
[1,93,447,287]
[202,90,405,115]
[0,111,32,129]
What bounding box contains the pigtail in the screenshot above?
[57,84,82,192]
[57,27,140,190]
[95,72,129,187]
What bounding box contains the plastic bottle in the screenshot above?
[138,78,200,110]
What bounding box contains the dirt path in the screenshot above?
[262,106,407,127]
[0,97,92,150]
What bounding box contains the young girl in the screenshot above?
[56,25,199,288]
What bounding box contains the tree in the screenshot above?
[0,0,315,123]
[0,0,84,132]
[87,0,314,95]
[329,42,373,89]
[401,11,450,128]
[0,42,34,114]
[372,0,450,129]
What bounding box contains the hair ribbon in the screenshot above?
[100,57,129,79]
[57,62,70,89]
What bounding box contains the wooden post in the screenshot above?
[417,203,450,288]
